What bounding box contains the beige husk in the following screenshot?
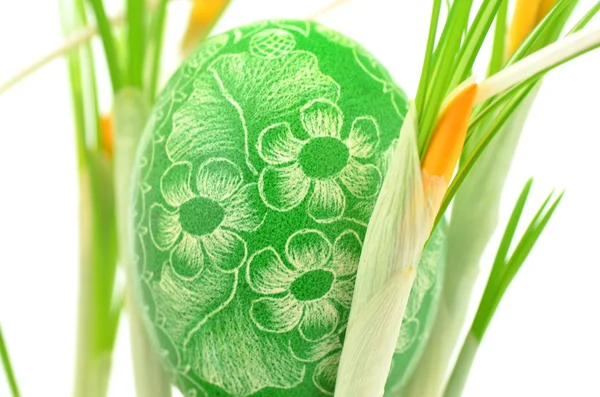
[335,106,436,397]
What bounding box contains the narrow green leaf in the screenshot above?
[75,0,101,150]
[471,189,564,341]
[488,0,508,75]
[87,0,123,92]
[492,178,533,270]
[0,325,20,397]
[443,185,563,397]
[127,0,147,88]
[146,0,169,101]
[415,0,443,118]
[418,0,474,155]
[451,0,505,86]
[570,1,600,33]
[498,191,564,299]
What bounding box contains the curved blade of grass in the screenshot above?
[418,0,474,154]
[488,0,508,76]
[407,3,599,397]
[127,0,147,88]
[0,325,20,397]
[87,0,123,92]
[570,1,600,33]
[450,0,505,87]
[415,0,443,116]
[443,186,563,397]
[146,0,169,100]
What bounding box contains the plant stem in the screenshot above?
[401,83,540,397]
[147,0,169,100]
[127,0,147,88]
[442,333,479,397]
[113,89,172,397]
[87,0,123,92]
[74,167,117,397]
[0,325,20,397]
[0,0,353,96]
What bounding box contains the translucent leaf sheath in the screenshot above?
[335,107,430,397]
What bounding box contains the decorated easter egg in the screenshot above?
[131,20,446,397]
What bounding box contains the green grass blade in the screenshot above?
[419,0,474,155]
[471,189,564,341]
[0,325,20,397]
[87,0,123,92]
[59,0,88,168]
[488,0,508,75]
[146,0,169,100]
[498,191,564,297]
[75,0,101,150]
[127,0,147,88]
[492,178,533,270]
[570,1,600,33]
[451,0,505,86]
[415,0,443,117]
[443,186,563,397]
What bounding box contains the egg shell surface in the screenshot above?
[131,19,446,397]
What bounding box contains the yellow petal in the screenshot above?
[181,0,230,56]
[508,0,558,56]
[422,83,478,186]
[100,114,113,157]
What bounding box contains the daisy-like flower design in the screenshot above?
[150,159,267,279]
[246,229,361,342]
[257,98,382,223]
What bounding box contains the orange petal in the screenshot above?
[422,83,478,186]
[100,114,113,157]
[182,0,230,56]
[508,0,558,56]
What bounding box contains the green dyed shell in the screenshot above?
[131,20,446,397]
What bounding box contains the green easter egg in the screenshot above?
[131,20,446,397]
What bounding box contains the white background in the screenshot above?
[1,1,599,396]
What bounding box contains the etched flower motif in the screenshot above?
[150,159,267,279]
[258,98,382,223]
[289,330,345,395]
[313,351,342,395]
[246,229,361,342]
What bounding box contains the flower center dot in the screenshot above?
[179,196,225,236]
[299,137,349,179]
[290,270,334,301]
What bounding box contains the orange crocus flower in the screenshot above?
[100,114,114,157]
[508,0,558,56]
[181,0,230,57]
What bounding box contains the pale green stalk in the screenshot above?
[74,166,116,397]
[335,107,431,397]
[441,333,479,397]
[401,83,540,397]
[443,181,563,397]
[113,89,172,397]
